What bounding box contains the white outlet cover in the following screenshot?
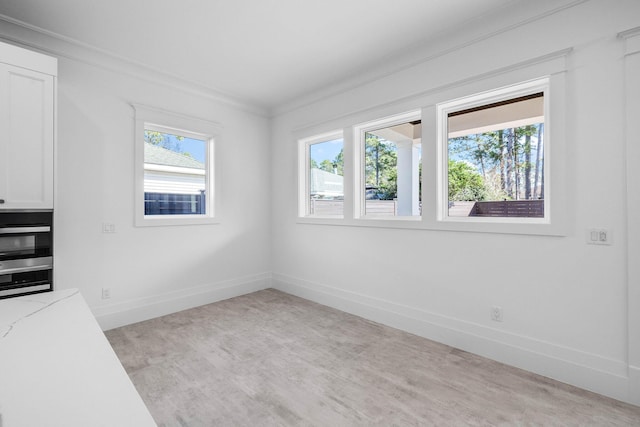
[586,228,612,245]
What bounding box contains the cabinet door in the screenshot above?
[0,63,54,209]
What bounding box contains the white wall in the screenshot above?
[1,0,638,407]
[0,20,272,330]
[271,0,640,405]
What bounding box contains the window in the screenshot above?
[143,128,207,215]
[298,131,344,218]
[296,69,566,235]
[355,111,421,219]
[134,105,219,226]
[437,78,549,223]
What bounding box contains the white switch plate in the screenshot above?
[102,223,115,233]
[586,228,612,245]
[491,306,503,322]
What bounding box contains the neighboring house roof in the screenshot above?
[144,142,205,195]
[144,142,204,170]
[310,168,343,197]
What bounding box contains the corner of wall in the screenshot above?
[93,272,271,331]
[271,273,637,406]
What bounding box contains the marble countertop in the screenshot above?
[0,289,156,427]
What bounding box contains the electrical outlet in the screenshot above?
[101,287,111,299]
[586,228,612,245]
[102,223,116,233]
[491,306,503,322]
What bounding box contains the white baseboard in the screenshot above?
[272,272,637,406]
[92,272,272,331]
[629,365,640,406]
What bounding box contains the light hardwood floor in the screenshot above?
[105,289,640,426]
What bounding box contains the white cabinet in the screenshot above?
[0,42,56,209]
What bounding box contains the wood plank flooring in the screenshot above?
[105,289,640,426]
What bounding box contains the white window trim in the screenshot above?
[353,110,422,221]
[296,51,568,236]
[298,130,344,218]
[437,78,550,224]
[422,73,567,236]
[133,104,221,227]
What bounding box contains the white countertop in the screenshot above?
[0,289,156,427]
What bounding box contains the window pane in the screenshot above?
[309,138,343,216]
[447,94,544,218]
[364,120,421,217]
[143,130,207,216]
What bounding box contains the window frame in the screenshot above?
[436,78,550,225]
[133,104,220,227]
[297,130,344,218]
[421,71,567,236]
[353,110,422,221]
[295,52,568,236]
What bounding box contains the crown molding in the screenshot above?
[272,0,588,117]
[0,14,269,117]
[618,26,640,56]
[0,0,590,119]
[618,26,640,39]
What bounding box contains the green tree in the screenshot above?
[310,149,344,175]
[516,125,538,200]
[319,159,335,173]
[533,124,544,199]
[144,130,184,153]
[448,123,543,201]
[365,134,398,199]
[333,149,344,176]
[448,159,487,201]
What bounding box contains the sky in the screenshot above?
[310,138,343,162]
[180,137,206,163]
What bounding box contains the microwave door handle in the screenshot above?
[0,226,51,234]
[0,264,52,275]
[0,265,51,274]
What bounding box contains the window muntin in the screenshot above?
[438,79,549,222]
[299,132,344,218]
[356,112,421,219]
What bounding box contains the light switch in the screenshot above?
[586,228,611,245]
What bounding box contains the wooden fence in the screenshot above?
[470,200,544,218]
[310,199,543,217]
[365,200,397,216]
[145,192,205,215]
[310,199,397,216]
[310,199,344,216]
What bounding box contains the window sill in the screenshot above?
[136,215,220,227]
[297,215,566,236]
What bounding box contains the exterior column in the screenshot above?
[396,140,419,216]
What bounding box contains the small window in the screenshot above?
[298,132,344,218]
[143,128,208,216]
[355,111,421,219]
[134,105,219,226]
[438,79,548,222]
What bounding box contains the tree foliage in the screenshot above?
[364,134,398,199]
[144,130,184,153]
[448,123,544,201]
[310,150,344,176]
[448,160,487,201]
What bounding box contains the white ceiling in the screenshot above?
[0,0,540,112]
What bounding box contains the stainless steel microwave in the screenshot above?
[0,210,53,299]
